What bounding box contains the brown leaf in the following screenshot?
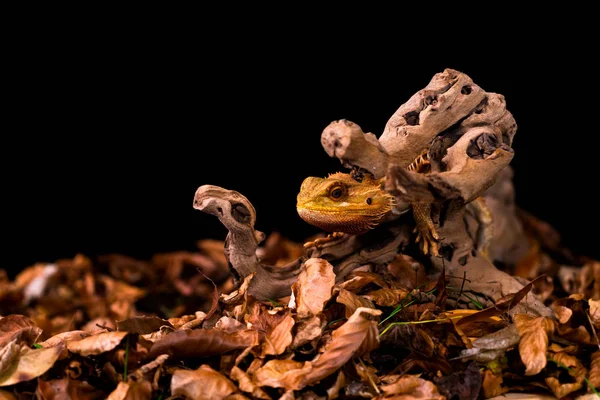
[0,340,19,377]
[514,314,555,375]
[261,313,294,356]
[339,271,390,292]
[256,307,382,391]
[107,381,152,400]
[336,288,374,318]
[254,359,305,389]
[39,330,95,348]
[553,305,573,324]
[292,258,335,318]
[0,344,63,387]
[0,390,16,400]
[291,316,322,349]
[230,366,271,400]
[589,299,600,328]
[482,369,508,398]
[147,328,259,360]
[171,365,237,400]
[215,316,246,334]
[545,351,587,398]
[590,350,600,389]
[67,331,128,356]
[456,275,544,327]
[326,371,345,400]
[363,288,409,307]
[0,315,42,348]
[117,316,173,334]
[36,377,106,400]
[380,375,444,399]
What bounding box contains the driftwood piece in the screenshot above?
[194,68,551,316]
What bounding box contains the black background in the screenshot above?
[3,37,599,275]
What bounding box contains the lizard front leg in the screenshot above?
[303,232,346,250]
[412,203,440,257]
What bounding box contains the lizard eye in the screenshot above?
[329,186,344,200]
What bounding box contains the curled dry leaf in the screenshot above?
[261,313,294,356]
[590,350,600,389]
[215,316,246,333]
[147,328,259,360]
[589,299,600,328]
[363,288,409,307]
[230,366,271,400]
[107,380,152,400]
[0,344,63,387]
[254,359,305,389]
[0,340,19,377]
[67,331,128,357]
[482,369,508,398]
[380,375,444,399]
[0,315,42,348]
[116,316,173,334]
[36,377,106,400]
[336,288,374,318]
[291,316,322,349]
[545,351,587,398]
[326,371,345,400]
[514,314,555,375]
[38,330,93,348]
[171,365,237,400]
[292,258,335,318]
[246,304,295,356]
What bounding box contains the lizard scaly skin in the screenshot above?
[297,151,442,256]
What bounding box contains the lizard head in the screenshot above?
[296,172,394,234]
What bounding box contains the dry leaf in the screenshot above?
[514,314,555,375]
[254,359,305,389]
[545,351,587,398]
[482,369,508,398]
[215,316,246,333]
[434,362,481,400]
[292,258,335,318]
[39,330,94,348]
[230,366,271,400]
[147,328,259,359]
[261,313,294,356]
[117,316,173,334]
[326,371,345,400]
[339,271,390,292]
[171,365,237,400]
[107,381,152,400]
[291,316,322,349]
[36,377,106,399]
[363,288,409,307]
[380,375,444,399]
[336,288,374,318]
[0,315,42,348]
[0,340,20,377]
[0,344,63,387]
[67,331,128,356]
[589,299,600,328]
[590,350,600,389]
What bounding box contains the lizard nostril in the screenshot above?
[366,198,372,205]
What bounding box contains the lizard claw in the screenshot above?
[304,232,345,250]
[412,204,441,257]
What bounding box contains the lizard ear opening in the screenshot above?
[366,197,372,205]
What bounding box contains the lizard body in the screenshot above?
[297,150,442,255]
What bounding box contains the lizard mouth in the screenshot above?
[297,207,381,235]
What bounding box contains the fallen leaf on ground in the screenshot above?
[292,258,335,318]
[254,359,305,389]
[434,362,481,400]
[171,365,237,400]
[230,366,271,400]
[36,377,106,399]
[482,369,509,398]
[117,316,173,334]
[147,328,259,359]
[0,344,63,387]
[0,315,42,348]
[67,331,128,356]
[107,380,152,400]
[589,350,600,389]
[0,340,20,377]
[380,375,444,399]
[336,288,374,318]
[363,288,409,307]
[545,351,587,398]
[514,314,555,375]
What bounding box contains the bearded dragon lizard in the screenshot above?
[297,150,443,256]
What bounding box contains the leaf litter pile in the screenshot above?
[1,224,600,400]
